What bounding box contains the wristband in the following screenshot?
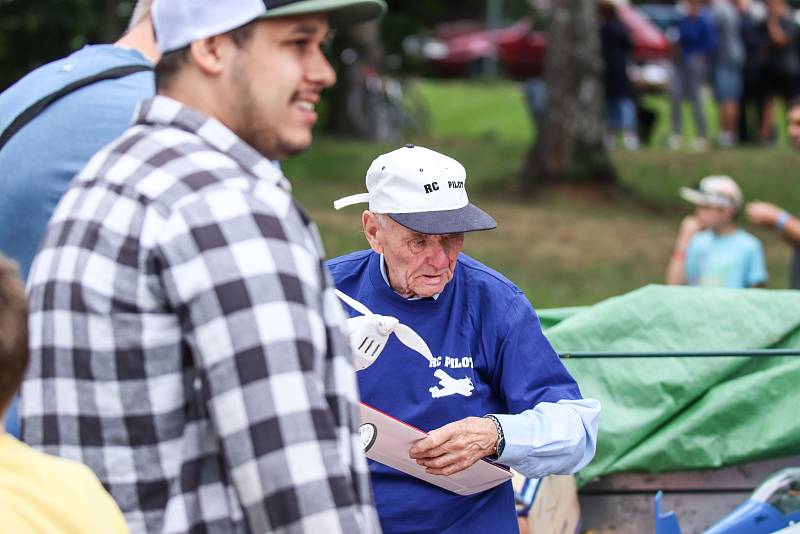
[775,210,791,231]
[672,249,686,262]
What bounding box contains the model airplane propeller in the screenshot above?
[335,289,436,370]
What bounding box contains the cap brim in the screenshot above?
[679,187,729,208]
[388,204,497,235]
[260,0,387,27]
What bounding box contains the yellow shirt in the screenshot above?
[0,434,128,533]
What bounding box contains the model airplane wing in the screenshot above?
[336,289,436,368]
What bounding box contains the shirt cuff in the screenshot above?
[487,412,529,465]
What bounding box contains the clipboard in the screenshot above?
[359,402,513,496]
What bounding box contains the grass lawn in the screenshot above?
[284,79,799,308]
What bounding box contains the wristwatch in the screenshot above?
[484,415,505,460]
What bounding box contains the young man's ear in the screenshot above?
[362,211,384,254]
[188,35,232,76]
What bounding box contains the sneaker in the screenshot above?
[667,134,683,150]
[717,132,734,148]
[690,138,708,151]
[623,132,640,151]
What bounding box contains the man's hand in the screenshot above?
[746,201,782,227]
[408,416,498,476]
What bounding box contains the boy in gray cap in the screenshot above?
[20,0,386,532]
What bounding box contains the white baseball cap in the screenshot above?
[152,0,387,54]
[679,175,743,209]
[334,145,497,235]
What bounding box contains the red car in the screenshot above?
[407,5,670,84]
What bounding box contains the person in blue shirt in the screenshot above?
[668,0,717,150]
[328,145,601,534]
[666,175,767,287]
[0,1,158,437]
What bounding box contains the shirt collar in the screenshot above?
[134,96,291,192]
[379,254,440,301]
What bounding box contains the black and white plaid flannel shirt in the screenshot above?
[21,96,379,534]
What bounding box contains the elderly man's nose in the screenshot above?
[427,242,450,268]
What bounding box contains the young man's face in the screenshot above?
[226,14,336,160]
[788,105,800,149]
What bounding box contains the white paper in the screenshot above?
[359,402,513,496]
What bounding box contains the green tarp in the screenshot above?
[538,285,800,485]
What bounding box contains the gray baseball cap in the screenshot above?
[679,175,743,210]
[153,0,387,53]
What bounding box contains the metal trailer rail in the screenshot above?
[559,349,800,359]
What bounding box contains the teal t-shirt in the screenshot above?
[685,228,767,288]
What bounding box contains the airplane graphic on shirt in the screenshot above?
[429,369,474,398]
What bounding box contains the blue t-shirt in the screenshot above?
[327,250,582,534]
[0,44,154,281]
[0,45,154,438]
[685,229,767,288]
[678,10,717,59]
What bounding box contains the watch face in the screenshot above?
[360,423,377,452]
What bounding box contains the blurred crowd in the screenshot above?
[601,0,800,150]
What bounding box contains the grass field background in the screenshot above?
[284,80,799,308]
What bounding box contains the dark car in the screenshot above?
[406,4,671,85]
[636,3,682,33]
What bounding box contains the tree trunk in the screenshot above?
[326,20,383,138]
[522,1,615,186]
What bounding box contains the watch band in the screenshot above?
[484,414,505,459]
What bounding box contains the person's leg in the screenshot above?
[668,61,684,147]
[738,91,750,142]
[620,98,639,150]
[760,96,776,142]
[687,55,708,141]
[715,64,741,146]
[759,68,781,143]
[604,97,621,148]
[605,97,622,131]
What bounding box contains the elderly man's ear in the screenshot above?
[362,211,385,254]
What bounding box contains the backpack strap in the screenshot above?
[0,64,153,151]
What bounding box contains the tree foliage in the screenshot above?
[0,0,522,90]
[0,0,132,89]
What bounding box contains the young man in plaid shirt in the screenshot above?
[20,0,386,532]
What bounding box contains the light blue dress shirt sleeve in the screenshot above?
[490,397,601,479]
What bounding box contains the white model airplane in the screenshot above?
[336,289,436,370]
[429,369,474,398]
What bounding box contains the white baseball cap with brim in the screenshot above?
[679,175,743,210]
[334,144,497,235]
[153,0,387,53]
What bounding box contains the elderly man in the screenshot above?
[328,145,600,534]
[21,0,386,532]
